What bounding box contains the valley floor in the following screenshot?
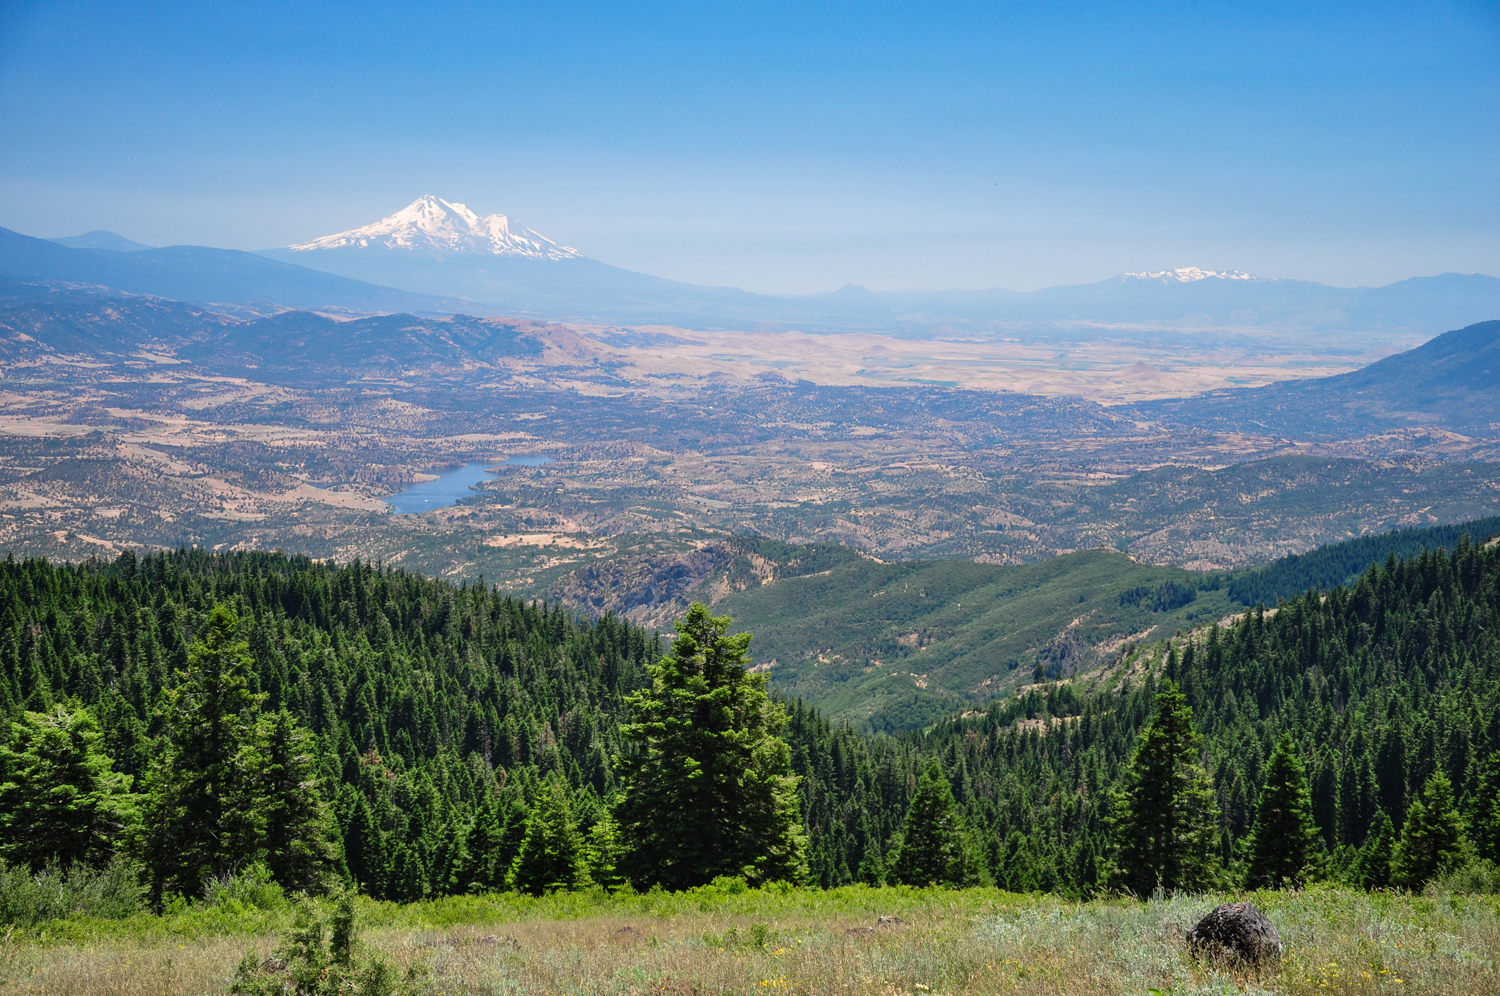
[2,886,1494,996]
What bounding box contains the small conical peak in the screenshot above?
[289,196,582,260]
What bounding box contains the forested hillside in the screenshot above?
[788,533,1500,890]
[0,550,657,901]
[1227,514,1500,607]
[1,533,1497,902]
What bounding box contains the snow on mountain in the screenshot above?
[1122,267,1255,283]
[288,195,582,260]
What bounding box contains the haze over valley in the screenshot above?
[1,198,1497,726]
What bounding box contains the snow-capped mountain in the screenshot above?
[289,196,581,261]
[1122,267,1256,283]
[254,207,1500,333]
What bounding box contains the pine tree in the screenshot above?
[1355,810,1394,889]
[1245,734,1319,888]
[615,602,807,889]
[343,794,387,896]
[584,810,626,890]
[1310,754,1338,849]
[1391,772,1468,891]
[388,845,427,903]
[887,761,976,887]
[0,704,136,871]
[1471,752,1500,863]
[1107,681,1221,895]
[994,829,1041,892]
[137,605,266,900]
[252,710,340,892]
[508,778,587,895]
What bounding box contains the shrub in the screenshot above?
[202,862,288,912]
[230,890,421,996]
[1432,857,1500,895]
[0,854,143,926]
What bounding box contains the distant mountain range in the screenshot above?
[1134,319,1500,437]
[13,196,1500,337]
[0,225,468,315]
[257,197,1500,334]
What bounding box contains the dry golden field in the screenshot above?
[1,886,1495,996]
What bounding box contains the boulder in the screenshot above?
[1185,902,1283,964]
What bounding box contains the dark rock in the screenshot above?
[1185,902,1284,964]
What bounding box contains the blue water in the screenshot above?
[385,456,555,514]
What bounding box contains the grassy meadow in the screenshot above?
[1,885,1495,996]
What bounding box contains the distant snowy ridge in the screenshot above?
[289,195,581,260]
[1122,267,1255,283]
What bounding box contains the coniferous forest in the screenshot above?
[0,534,1498,907]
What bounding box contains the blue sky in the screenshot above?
[1,1,1496,292]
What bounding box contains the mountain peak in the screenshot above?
[48,230,154,252]
[1122,267,1255,284]
[288,196,582,260]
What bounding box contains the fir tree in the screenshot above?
[887,761,976,887]
[1391,772,1468,891]
[508,778,587,895]
[584,810,626,890]
[252,710,340,892]
[136,605,266,900]
[615,602,807,889]
[0,704,136,871]
[1470,752,1500,863]
[1107,681,1221,895]
[857,844,886,886]
[1245,734,1319,888]
[388,845,427,903]
[343,794,386,896]
[1355,809,1394,889]
[994,829,1041,892]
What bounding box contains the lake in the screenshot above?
[385,456,554,514]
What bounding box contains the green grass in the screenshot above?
[2,886,1494,995]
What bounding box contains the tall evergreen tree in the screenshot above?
[1355,810,1395,889]
[0,704,136,871]
[615,603,807,889]
[1245,734,1319,888]
[508,778,587,896]
[1107,681,1221,895]
[1470,752,1500,864]
[1310,754,1338,850]
[1391,772,1468,891]
[137,605,266,900]
[584,810,626,891]
[343,794,387,896]
[252,709,341,892]
[887,761,976,887]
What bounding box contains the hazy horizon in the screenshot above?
[2,1,1497,294]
